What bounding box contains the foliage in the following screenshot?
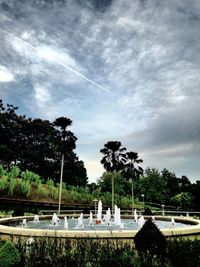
[20,180,31,197]
[100,141,126,172]
[8,177,17,196]
[140,168,167,204]
[166,238,200,267]
[98,171,129,195]
[0,175,8,191]
[12,236,200,267]
[134,218,166,258]
[0,240,20,267]
[0,99,88,186]
[36,183,48,198]
[170,192,194,209]
[122,151,143,181]
[7,166,20,180]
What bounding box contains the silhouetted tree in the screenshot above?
[122,151,143,210]
[0,99,88,187]
[100,141,126,212]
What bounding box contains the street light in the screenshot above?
[141,194,145,205]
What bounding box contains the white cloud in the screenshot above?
[0,65,14,82]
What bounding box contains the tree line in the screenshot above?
[0,99,88,186]
[1,99,200,210]
[98,141,200,210]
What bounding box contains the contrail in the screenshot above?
[0,27,115,96]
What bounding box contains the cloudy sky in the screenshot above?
[0,0,200,183]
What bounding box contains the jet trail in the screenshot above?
[0,27,115,96]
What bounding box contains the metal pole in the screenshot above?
[58,154,64,214]
[112,175,114,215]
[131,179,134,215]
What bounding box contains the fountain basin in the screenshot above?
[0,215,200,239]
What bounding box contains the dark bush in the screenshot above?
[167,238,200,267]
[0,240,20,267]
[134,218,166,258]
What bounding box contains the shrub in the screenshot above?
[21,170,39,182]
[7,166,20,180]
[134,218,166,259]
[36,183,48,198]
[0,240,20,267]
[0,175,8,191]
[167,238,200,267]
[0,165,7,177]
[20,180,31,197]
[8,178,17,196]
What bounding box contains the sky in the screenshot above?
[0,0,200,183]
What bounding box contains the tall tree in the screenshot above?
[53,117,77,214]
[122,151,143,210]
[0,99,88,187]
[100,141,126,213]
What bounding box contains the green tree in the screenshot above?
[53,117,77,214]
[140,168,167,204]
[161,168,179,203]
[0,99,88,187]
[98,171,128,196]
[171,192,194,209]
[122,151,143,210]
[100,141,126,212]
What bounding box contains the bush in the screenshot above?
[0,240,20,267]
[0,165,7,176]
[8,178,17,196]
[20,180,31,197]
[36,183,48,198]
[0,175,8,191]
[134,218,166,258]
[167,238,200,267]
[7,166,20,180]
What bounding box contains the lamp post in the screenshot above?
[58,154,64,215]
[141,194,145,206]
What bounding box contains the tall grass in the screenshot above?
[7,166,20,180]
[13,237,200,267]
[0,165,7,177]
[8,177,18,196]
[20,180,31,197]
[0,176,8,191]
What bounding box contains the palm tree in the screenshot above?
[100,141,126,213]
[53,117,77,214]
[122,151,143,212]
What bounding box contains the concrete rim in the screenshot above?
[0,215,200,238]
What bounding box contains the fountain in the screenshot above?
[22,218,27,227]
[33,215,39,223]
[134,209,138,222]
[0,200,199,239]
[52,213,59,226]
[76,213,84,229]
[105,208,111,226]
[137,216,145,228]
[114,205,122,226]
[88,212,93,226]
[171,217,175,227]
[96,200,102,224]
[64,216,68,230]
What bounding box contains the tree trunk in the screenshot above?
[58,154,64,214]
[112,173,114,215]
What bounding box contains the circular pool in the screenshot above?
[0,215,200,239]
